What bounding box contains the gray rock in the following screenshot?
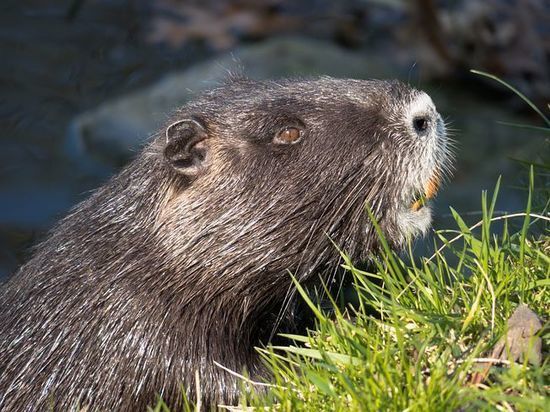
[490,304,543,366]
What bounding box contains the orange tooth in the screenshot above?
[411,172,441,212]
[411,199,423,211]
[425,173,441,200]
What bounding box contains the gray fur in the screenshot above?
[0,77,452,410]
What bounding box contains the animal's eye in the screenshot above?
[274,127,303,145]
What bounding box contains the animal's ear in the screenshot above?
[164,118,210,177]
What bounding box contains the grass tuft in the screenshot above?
[243,183,549,410]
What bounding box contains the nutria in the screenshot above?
[0,77,451,410]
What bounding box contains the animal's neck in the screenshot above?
[152,290,278,405]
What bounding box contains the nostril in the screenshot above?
[413,116,429,134]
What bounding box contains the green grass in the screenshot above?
[237,175,548,411]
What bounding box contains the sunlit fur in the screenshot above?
[0,77,452,410]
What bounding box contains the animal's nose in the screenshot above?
[413,115,429,134]
[407,92,438,138]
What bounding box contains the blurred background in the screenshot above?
[1,0,548,279]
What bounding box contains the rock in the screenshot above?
[470,304,543,385]
[491,304,543,366]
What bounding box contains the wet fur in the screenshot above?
[0,77,451,410]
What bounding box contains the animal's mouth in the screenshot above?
[410,173,441,212]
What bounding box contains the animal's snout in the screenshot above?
[407,92,442,139]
